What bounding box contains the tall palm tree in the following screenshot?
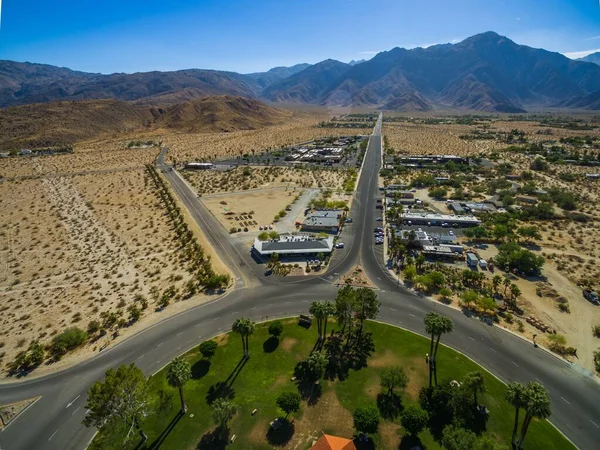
[510,284,522,305]
[416,254,426,273]
[517,382,552,449]
[166,356,192,415]
[232,318,255,359]
[432,315,453,386]
[492,275,502,294]
[503,277,512,296]
[309,301,325,341]
[505,382,526,447]
[462,371,485,406]
[322,301,336,341]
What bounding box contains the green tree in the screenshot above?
[462,371,486,406]
[335,285,356,334]
[83,364,154,443]
[322,301,335,340]
[268,231,279,240]
[211,398,237,430]
[492,275,502,294]
[505,382,526,446]
[258,231,270,241]
[400,406,428,436]
[128,304,141,323]
[403,265,417,281]
[305,351,328,381]
[310,301,326,341]
[199,340,217,359]
[517,226,541,242]
[166,356,192,414]
[232,317,255,359]
[276,391,301,419]
[353,406,381,436]
[268,321,283,339]
[517,382,552,449]
[380,366,409,396]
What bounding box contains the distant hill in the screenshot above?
[578,52,600,66]
[246,63,312,89]
[3,32,600,111]
[262,59,351,103]
[348,59,367,66]
[556,90,600,110]
[0,96,290,150]
[156,95,291,132]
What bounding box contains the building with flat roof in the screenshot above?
[398,229,432,246]
[253,235,333,257]
[301,210,342,233]
[401,212,481,226]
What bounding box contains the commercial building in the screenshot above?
[397,229,433,246]
[401,212,481,227]
[516,195,538,205]
[301,210,343,233]
[253,235,334,257]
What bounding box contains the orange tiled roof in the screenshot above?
[310,434,357,450]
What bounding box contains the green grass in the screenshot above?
[90,320,574,450]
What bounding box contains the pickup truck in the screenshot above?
[583,289,599,305]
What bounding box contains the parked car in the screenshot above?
[376,217,383,221]
[345,218,353,223]
[583,289,599,305]
[265,269,273,276]
[335,243,345,249]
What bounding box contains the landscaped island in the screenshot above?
[87,289,570,450]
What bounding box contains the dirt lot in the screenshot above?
[184,165,352,195]
[0,166,222,377]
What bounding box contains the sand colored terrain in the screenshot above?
[0,167,219,376]
[184,165,349,195]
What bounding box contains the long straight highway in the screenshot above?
[1,115,599,450]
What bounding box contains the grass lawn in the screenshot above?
[90,319,574,450]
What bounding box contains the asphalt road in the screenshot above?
[1,114,600,450]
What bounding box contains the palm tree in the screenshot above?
[424,312,454,386]
[517,382,552,449]
[166,356,192,415]
[416,254,426,273]
[510,284,522,305]
[322,301,335,341]
[505,382,526,447]
[463,371,485,406]
[232,317,255,359]
[309,301,325,341]
[492,275,502,294]
[503,277,512,296]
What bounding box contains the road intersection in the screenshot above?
[1,115,599,450]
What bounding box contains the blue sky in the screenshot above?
[0,0,599,74]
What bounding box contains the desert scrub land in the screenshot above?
[0,164,226,377]
[161,115,372,164]
[183,165,349,195]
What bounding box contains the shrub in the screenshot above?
[51,327,88,358]
[593,325,600,338]
[199,340,218,359]
[401,405,429,436]
[87,320,101,334]
[276,391,301,419]
[353,406,381,435]
[268,321,283,338]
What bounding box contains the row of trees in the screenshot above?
[146,165,230,297]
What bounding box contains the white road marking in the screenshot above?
[535,377,542,382]
[561,396,570,405]
[48,430,58,441]
[512,362,519,367]
[469,337,476,341]
[489,348,497,354]
[590,419,600,428]
[71,406,80,416]
[284,301,291,304]
[156,342,164,348]
[250,307,257,310]
[66,395,80,408]
[231,311,239,315]
[212,317,220,321]
[176,332,183,337]
[390,308,397,312]
[136,354,145,361]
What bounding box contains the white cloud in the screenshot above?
[358,50,380,55]
[563,48,600,59]
[516,17,521,21]
[585,35,600,41]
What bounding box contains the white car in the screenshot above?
[449,231,454,235]
[269,225,274,230]
[336,243,345,249]
[259,226,263,230]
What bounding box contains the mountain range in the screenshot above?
[3,31,600,112]
[578,52,600,66]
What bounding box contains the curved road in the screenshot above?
[1,115,599,450]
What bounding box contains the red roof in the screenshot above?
[310,434,357,450]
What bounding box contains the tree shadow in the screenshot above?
[398,435,426,450]
[196,426,229,450]
[377,392,404,420]
[206,381,235,405]
[266,419,295,446]
[191,359,211,379]
[146,412,183,449]
[263,337,279,353]
[353,436,376,450]
[323,331,375,381]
